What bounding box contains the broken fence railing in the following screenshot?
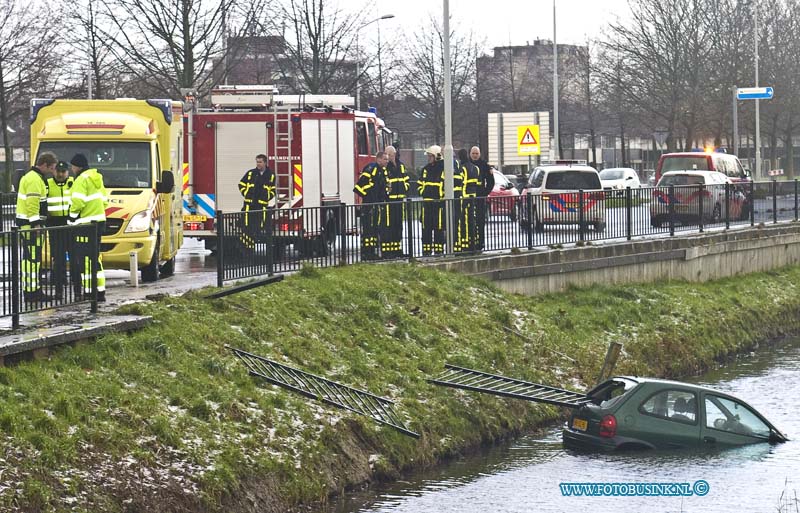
[429,364,592,409]
[228,346,419,438]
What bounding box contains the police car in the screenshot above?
[519,161,606,232]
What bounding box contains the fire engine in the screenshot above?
[182,85,394,254]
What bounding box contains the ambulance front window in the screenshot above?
[356,122,368,155]
[37,141,152,188]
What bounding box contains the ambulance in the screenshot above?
[30,98,185,282]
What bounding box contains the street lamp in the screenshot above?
[355,14,395,111]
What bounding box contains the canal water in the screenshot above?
[326,338,800,513]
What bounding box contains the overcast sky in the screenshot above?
[359,0,633,49]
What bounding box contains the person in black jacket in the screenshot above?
[418,145,446,255]
[384,146,409,258]
[238,154,276,251]
[470,146,494,250]
[456,148,480,252]
[354,152,390,260]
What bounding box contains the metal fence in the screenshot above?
[216,180,797,283]
[1,223,102,329]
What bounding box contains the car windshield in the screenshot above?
[493,171,509,187]
[658,175,705,187]
[600,170,624,180]
[38,142,152,188]
[662,156,709,172]
[545,171,601,190]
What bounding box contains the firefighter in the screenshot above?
[353,151,389,260]
[384,146,409,258]
[46,161,74,299]
[457,148,480,252]
[238,154,276,251]
[16,152,57,303]
[68,153,108,302]
[469,146,494,250]
[418,145,445,255]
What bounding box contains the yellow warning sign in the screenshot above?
[517,125,541,156]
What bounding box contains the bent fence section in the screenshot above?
[216,180,794,283]
[1,223,102,329]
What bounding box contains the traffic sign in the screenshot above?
[517,125,540,155]
[737,87,774,100]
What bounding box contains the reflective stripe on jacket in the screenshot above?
[69,168,108,225]
[16,167,48,227]
[46,176,74,219]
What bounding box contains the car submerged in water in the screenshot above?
[563,377,788,451]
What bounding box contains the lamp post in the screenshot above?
[553,0,559,160]
[355,14,395,111]
[443,0,455,253]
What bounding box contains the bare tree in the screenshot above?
[0,0,62,191]
[602,0,711,151]
[61,0,120,99]
[98,0,265,97]
[262,0,359,94]
[398,16,480,145]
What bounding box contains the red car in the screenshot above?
[487,169,520,221]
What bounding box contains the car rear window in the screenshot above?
[587,378,638,408]
[661,156,710,172]
[545,171,601,190]
[658,175,705,186]
[600,169,625,180]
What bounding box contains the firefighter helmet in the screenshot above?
[424,145,442,157]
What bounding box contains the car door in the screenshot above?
[700,393,773,447]
[624,387,701,449]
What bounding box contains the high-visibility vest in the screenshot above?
[46,176,74,219]
[68,168,108,224]
[16,167,48,227]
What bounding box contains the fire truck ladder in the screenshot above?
[228,346,420,438]
[272,103,295,206]
[429,364,592,409]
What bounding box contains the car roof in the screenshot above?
[660,170,719,178]
[538,165,598,173]
[611,375,744,396]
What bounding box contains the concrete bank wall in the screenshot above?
[425,224,800,296]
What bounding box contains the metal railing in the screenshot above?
[215,180,794,283]
[1,223,102,329]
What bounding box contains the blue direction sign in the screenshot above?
[737,87,774,100]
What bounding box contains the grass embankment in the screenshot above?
[2,263,800,512]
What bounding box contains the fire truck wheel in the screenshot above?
[141,236,161,283]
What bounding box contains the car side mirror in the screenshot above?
[156,170,175,194]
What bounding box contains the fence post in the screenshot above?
[698,184,705,233]
[725,183,730,230]
[265,208,274,276]
[405,198,414,258]
[578,189,585,242]
[11,227,20,330]
[772,180,778,224]
[625,187,632,241]
[90,222,99,314]
[750,181,755,226]
[526,192,534,250]
[668,185,676,237]
[216,210,224,288]
[795,179,798,221]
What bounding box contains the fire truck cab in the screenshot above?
[183,85,393,255]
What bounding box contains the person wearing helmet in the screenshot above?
[45,160,75,300]
[353,151,390,260]
[418,145,445,255]
[384,146,409,258]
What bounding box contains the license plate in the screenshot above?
[572,418,588,431]
[183,214,207,222]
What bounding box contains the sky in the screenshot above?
[359,0,633,49]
